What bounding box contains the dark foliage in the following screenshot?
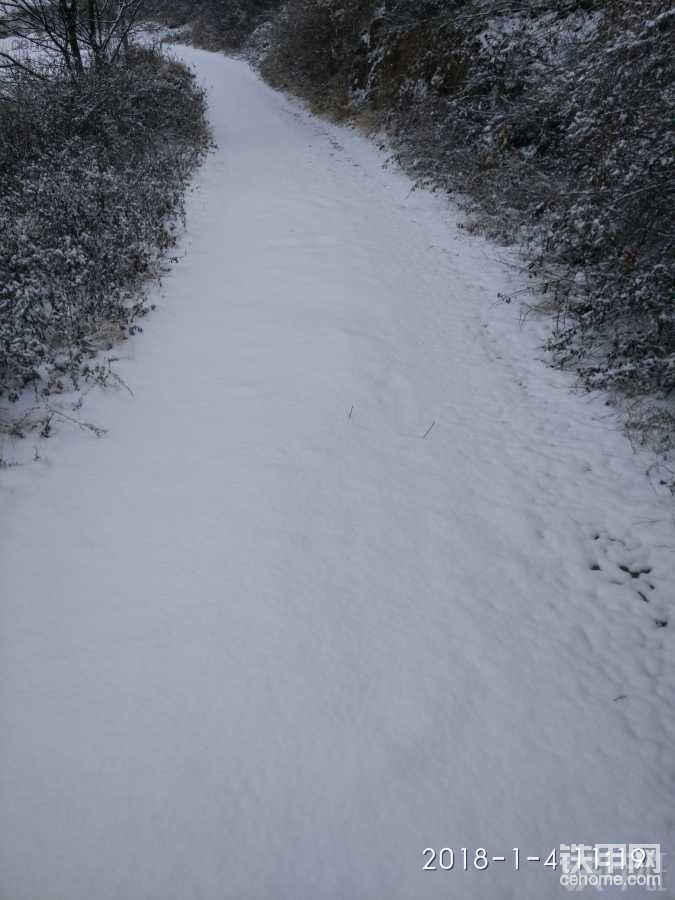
[262,0,375,113]
[0,47,210,402]
[146,0,283,49]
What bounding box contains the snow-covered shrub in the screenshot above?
[262,0,377,115]
[539,5,674,396]
[243,19,274,65]
[0,46,210,403]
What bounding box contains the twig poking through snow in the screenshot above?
[46,407,108,438]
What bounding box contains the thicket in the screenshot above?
[0,36,209,406]
[260,0,674,444]
[146,0,283,49]
[262,0,373,113]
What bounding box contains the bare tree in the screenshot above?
[0,0,145,75]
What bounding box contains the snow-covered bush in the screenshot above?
[243,19,274,65]
[371,0,675,399]
[0,46,209,403]
[263,0,376,114]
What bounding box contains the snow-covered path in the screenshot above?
[1,48,674,900]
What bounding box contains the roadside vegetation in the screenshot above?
[144,0,281,50]
[0,1,210,427]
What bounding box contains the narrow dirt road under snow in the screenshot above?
[1,48,674,900]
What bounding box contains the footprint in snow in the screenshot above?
[586,530,667,626]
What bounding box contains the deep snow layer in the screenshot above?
[1,47,674,900]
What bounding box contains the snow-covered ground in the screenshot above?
[1,46,674,900]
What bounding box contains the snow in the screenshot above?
[1,46,674,900]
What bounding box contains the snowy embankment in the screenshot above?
[1,45,674,900]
